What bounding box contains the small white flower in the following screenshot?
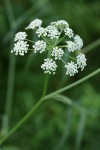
[74,35,83,50]
[64,28,74,38]
[26,19,42,30]
[65,61,78,76]
[11,41,29,56]
[51,20,69,28]
[14,32,27,42]
[41,58,57,74]
[33,40,46,53]
[76,53,87,71]
[46,25,60,39]
[57,20,69,27]
[66,41,77,52]
[36,27,47,37]
[51,47,64,60]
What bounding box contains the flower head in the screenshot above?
[33,40,46,53]
[74,35,83,50]
[64,28,74,38]
[12,19,87,75]
[46,25,60,39]
[11,41,29,56]
[76,53,87,71]
[51,47,64,60]
[41,58,57,74]
[51,20,69,28]
[14,32,27,42]
[66,41,77,52]
[36,27,47,37]
[65,61,78,76]
[26,19,42,29]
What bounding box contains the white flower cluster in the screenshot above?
[66,41,76,52]
[66,35,83,52]
[65,61,78,76]
[74,35,83,50]
[14,32,27,41]
[33,40,46,53]
[64,28,74,38]
[11,19,87,75]
[76,53,87,71]
[11,32,29,56]
[36,27,47,37]
[26,19,42,29]
[46,25,60,39]
[51,47,64,60]
[41,58,57,74]
[51,20,69,28]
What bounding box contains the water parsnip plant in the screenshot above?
[0,19,100,146]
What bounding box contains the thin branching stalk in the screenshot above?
[0,98,43,146]
[42,74,49,97]
[44,68,100,100]
[0,68,100,145]
[82,38,100,54]
[0,69,49,145]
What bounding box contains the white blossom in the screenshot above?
[51,47,64,60]
[74,35,83,50]
[36,27,47,37]
[66,35,83,52]
[33,40,46,53]
[12,19,86,75]
[64,28,74,38]
[46,25,60,39]
[41,58,57,74]
[66,41,77,52]
[11,41,29,56]
[26,19,42,30]
[65,61,78,76]
[14,32,27,42]
[76,53,87,71]
[51,20,69,28]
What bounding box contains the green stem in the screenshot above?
[41,36,51,45]
[42,74,49,98]
[26,39,35,43]
[44,68,100,100]
[0,73,50,146]
[0,98,43,146]
[82,38,100,54]
[0,68,99,145]
[58,45,66,48]
[28,49,34,50]
[57,35,66,44]
[61,59,66,65]
[54,27,64,46]
[64,53,76,61]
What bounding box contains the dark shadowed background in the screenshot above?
[0,0,100,150]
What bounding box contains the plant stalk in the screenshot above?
[44,68,100,100]
[0,68,100,145]
[0,98,43,146]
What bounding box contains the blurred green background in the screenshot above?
[0,0,100,149]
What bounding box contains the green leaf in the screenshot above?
[50,94,72,105]
[75,111,87,150]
